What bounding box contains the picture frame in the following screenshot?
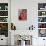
[18,9,27,21]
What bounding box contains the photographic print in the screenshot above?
[38,3,46,10]
[38,29,46,37]
[18,9,27,21]
[38,23,46,28]
[0,23,8,37]
[0,17,8,22]
[38,17,46,22]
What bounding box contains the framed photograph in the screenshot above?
[18,9,27,21]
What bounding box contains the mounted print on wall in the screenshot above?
[18,9,27,21]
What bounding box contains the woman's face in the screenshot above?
[20,10,27,20]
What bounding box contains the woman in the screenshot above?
[19,9,27,20]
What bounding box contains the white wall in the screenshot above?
[11,0,38,30]
[11,0,38,45]
[11,0,46,46]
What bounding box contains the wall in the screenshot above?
[11,0,38,30]
[11,0,46,46]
